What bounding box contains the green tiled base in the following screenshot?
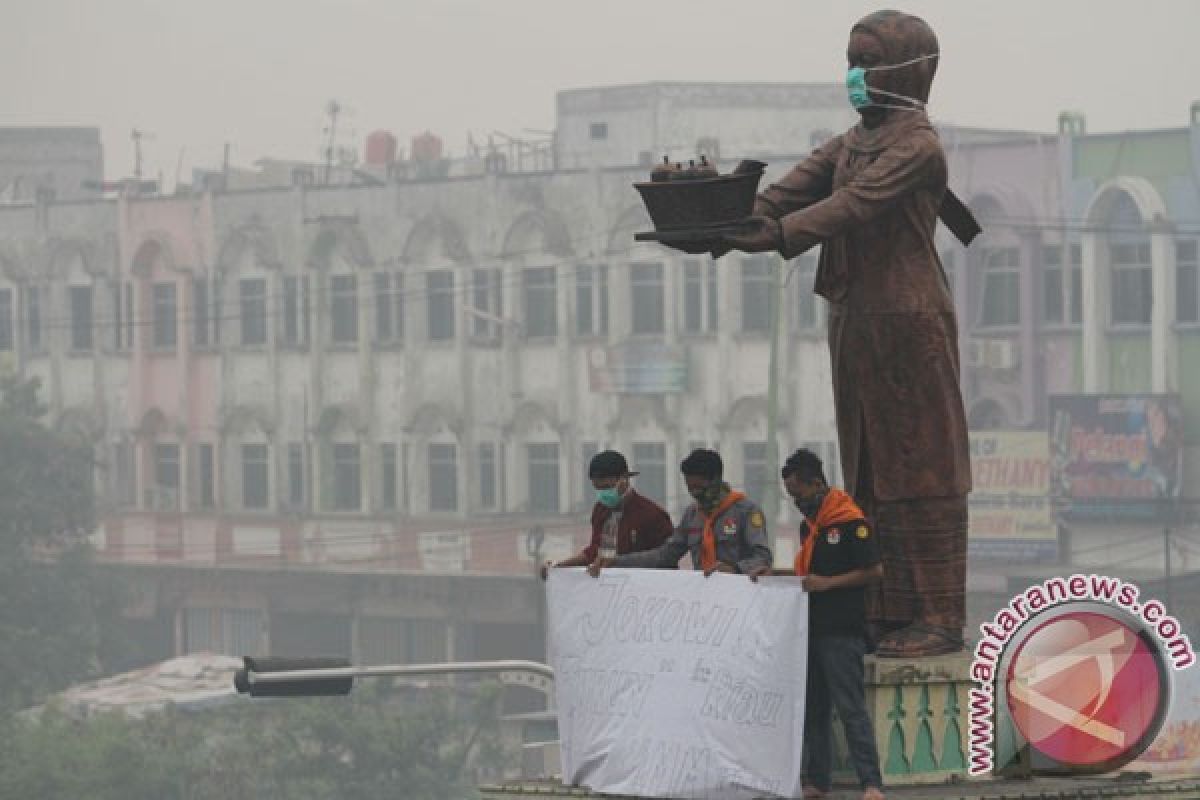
[829,652,974,787]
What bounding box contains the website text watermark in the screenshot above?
[967,574,1195,776]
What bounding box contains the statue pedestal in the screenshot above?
[830,652,974,787]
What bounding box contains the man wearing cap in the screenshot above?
[541,450,674,579]
[590,448,771,576]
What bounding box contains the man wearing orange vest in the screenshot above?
[753,448,884,800]
[589,448,771,577]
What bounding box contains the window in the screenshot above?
[113,282,134,351]
[332,442,361,511]
[523,267,557,338]
[741,255,772,332]
[152,282,176,349]
[374,271,405,344]
[68,285,93,351]
[631,262,664,335]
[428,443,458,512]
[470,268,502,341]
[580,441,599,504]
[330,274,358,343]
[193,277,222,347]
[282,275,310,347]
[576,264,609,336]
[590,122,608,140]
[633,442,667,507]
[980,247,1020,327]
[1042,244,1081,326]
[241,443,269,509]
[287,443,305,510]
[238,278,267,345]
[195,443,215,509]
[24,285,44,352]
[528,443,560,514]
[380,443,397,511]
[426,271,455,341]
[791,255,820,333]
[1110,241,1152,326]
[0,288,11,351]
[478,443,497,510]
[683,258,718,334]
[742,441,769,509]
[1176,240,1198,324]
[153,443,180,510]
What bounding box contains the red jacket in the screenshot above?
[582,489,673,562]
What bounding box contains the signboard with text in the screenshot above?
[1049,395,1183,520]
[968,431,1057,561]
[588,343,688,394]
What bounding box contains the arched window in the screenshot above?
[1107,192,1151,328]
[979,246,1020,328]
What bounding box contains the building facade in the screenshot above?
[0,87,1197,667]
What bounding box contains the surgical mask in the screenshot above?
[845,52,939,111]
[596,487,623,508]
[794,490,827,520]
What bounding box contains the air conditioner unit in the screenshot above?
[965,339,1018,370]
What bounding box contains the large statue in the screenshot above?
[710,10,977,657]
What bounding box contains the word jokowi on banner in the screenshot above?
[546,569,809,800]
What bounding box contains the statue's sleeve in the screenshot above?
[776,131,944,258]
[753,136,842,219]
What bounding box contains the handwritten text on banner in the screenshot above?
[546,569,809,799]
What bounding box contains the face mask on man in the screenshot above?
[690,481,724,512]
[794,490,828,520]
[596,487,623,508]
[845,52,938,111]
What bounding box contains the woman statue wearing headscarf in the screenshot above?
[717,10,976,657]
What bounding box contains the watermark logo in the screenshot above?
[969,575,1193,776]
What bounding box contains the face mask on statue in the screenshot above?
[845,52,938,111]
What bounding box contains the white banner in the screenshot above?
[546,569,809,799]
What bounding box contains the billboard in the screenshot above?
[1049,394,1184,519]
[968,431,1057,561]
[588,343,688,394]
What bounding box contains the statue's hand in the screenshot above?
[723,216,782,254]
[662,239,731,259]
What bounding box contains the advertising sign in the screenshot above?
[588,343,688,394]
[969,431,1056,561]
[1048,395,1183,519]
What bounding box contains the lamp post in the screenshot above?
[764,258,784,557]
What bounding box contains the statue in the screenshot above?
[698,10,979,657]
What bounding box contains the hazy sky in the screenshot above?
[4,0,1198,183]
